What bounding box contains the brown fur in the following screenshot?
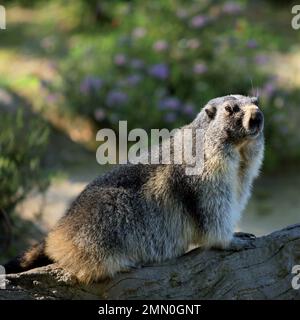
[5,95,264,284]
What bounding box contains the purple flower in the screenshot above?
[193,63,208,75]
[149,63,169,80]
[80,76,102,95]
[153,40,169,52]
[106,90,128,107]
[94,108,106,121]
[190,15,208,29]
[254,54,268,65]
[159,97,181,110]
[223,2,242,14]
[183,103,196,116]
[247,39,258,49]
[263,81,276,96]
[187,39,200,49]
[130,59,144,69]
[114,54,127,66]
[126,74,142,86]
[132,27,146,39]
[164,112,177,123]
[46,94,58,103]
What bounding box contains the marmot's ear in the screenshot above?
[251,97,259,106]
[205,105,217,119]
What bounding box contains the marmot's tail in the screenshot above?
[4,240,53,274]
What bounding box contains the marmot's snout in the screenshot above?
[243,105,264,138]
[248,109,264,135]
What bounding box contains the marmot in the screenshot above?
[5,94,264,284]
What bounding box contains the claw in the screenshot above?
[234,232,256,240]
[226,232,257,252]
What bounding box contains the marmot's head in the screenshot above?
[201,94,264,144]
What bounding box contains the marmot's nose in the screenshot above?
[249,110,264,130]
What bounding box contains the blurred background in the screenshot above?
[0,0,300,262]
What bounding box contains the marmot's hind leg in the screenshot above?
[45,226,134,284]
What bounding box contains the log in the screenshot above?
[1,224,300,300]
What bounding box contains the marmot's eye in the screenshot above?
[225,105,232,114]
[232,104,240,113]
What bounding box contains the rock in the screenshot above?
[1,224,300,300]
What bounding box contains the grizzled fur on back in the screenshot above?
[6,95,264,284]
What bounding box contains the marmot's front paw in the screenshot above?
[233,232,256,240]
[226,232,257,251]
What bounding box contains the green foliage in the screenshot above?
[0,109,50,213]
[0,0,46,7]
[39,0,300,170]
